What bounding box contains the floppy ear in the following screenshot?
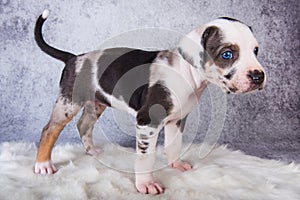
[201,26,222,64]
[201,26,220,51]
[248,26,253,32]
[177,29,204,69]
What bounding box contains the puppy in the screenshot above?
[34,10,265,194]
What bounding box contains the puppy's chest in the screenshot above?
[165,80,199,119]
[150,60,202,119]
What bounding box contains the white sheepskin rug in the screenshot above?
[0,142,299,200]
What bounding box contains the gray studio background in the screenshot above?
[0,0,299,162]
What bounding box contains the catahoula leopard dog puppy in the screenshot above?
[34,10,266,194]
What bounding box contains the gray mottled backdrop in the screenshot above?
[0,0,299,162]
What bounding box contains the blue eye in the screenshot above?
[221,51,233,60]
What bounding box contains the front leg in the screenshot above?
[134,81,173,194]
[164,119,192,172]
[135,124,164,195]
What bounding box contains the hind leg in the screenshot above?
[77,101,106,156]
[35,97,81,174]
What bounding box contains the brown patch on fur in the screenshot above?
[202,26,240,69]
[36,117,73,162]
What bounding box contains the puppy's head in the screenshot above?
[178,17,266,94]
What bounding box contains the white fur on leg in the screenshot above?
[135,125,164,194]
[82,135,102,157]
[164,120,192,172]
[34,160,56,175]
[135,150,164,194]
[135,165,164,194]
[135,177,164,195]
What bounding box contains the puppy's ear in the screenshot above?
[248,26,253,32]
[178,29,204,69]
[201,26,220,50]
[201,26,223,64]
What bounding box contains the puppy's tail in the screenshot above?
[34,10,75,63]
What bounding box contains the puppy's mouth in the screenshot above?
[223,84,264,94]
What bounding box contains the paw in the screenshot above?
[136,181,164,195]
[169,160,192,172]
[86,147,102,157]
[34,160,57,174]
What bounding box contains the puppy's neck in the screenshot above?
[173,48,208,93]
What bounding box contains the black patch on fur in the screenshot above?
[176,119,181,127]
[224,69,236,80]
[138,141,149,151]
[219,17,240,22]
[138,146,148,151]
[97,48,160,111]
[72,59,96,104]
[219,17,253,32]
[60,57,77,101]
[129,84,149,111]
[229,87,238,92]
[176,116,187,132]
[136,81,173,127]
[63,98,68,105]
[60,57,100,105]
[60,55,112,107]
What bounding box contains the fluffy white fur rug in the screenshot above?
[0,142,299,200]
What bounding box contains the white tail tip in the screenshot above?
[42,9,49,19]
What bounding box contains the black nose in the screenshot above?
[248,70,265,85]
